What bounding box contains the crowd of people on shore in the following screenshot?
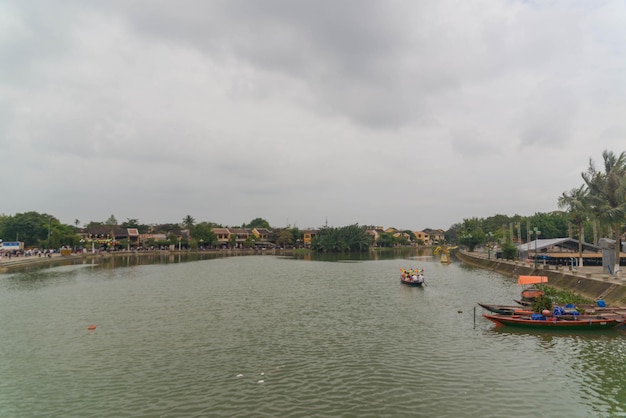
[1,248,55,260]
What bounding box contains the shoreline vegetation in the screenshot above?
[0,246,427,274]
[0,247,300,273]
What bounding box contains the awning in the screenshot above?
[518,275,548,285]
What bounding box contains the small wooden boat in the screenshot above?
[478,303,533,316]
[518,276,547,302]
[483,313,626,329]
[479,303,626,318]
[513,299,626,314]
[521,287,544,302]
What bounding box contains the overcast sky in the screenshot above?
[1,1,625,231]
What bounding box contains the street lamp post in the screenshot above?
[531,227,541,268]
[47,217,52,249]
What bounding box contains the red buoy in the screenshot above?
[87,325,96,330]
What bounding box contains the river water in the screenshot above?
[1,250,626,417]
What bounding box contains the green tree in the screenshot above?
[457,218,485,251]
[558,185,589,267]
[246,218,271,229]
[191,222,217,247]
[0,212,54,247]
[311,224,370,252]
[582,150,626,274]
[243,236,256,248]
[85,221,104,229]
[275,229,293,247]
[182,215,195,230]
[105,215,118,226]
[501,240,518,260]
[376,232,396,247]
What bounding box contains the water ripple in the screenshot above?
[1,256,626,417]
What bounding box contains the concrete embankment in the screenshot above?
[456,250,626,306]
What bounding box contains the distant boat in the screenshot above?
[434,245,457,264]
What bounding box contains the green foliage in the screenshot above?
[243,236,256,248]
[376,232,396,247]
[581,150,626,265]
[246,218,271,229]
[120,218,150,233]
[501,241,517,260]
[538,285,593,306]
[293,248,311,256]
[191,222,216,245]
[311,224,371,252]
[531,294,553,313]
[182,215,196,229]
[275,229,294,247]
[458,218,484,251]
[0,212,55,247]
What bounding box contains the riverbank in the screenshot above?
[0,248,294,274]
[456,250,626,306]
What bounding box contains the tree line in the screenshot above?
[2,150,624,255]
[453,150,626,270]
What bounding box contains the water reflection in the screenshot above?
[293,247,433,262]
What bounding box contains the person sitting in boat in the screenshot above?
[417,274,424,284]
[411,273,418,282]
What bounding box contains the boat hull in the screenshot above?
[478,303,532,316]
[521,288,544,301]
[400,279,423,287]
[483,314,626,329]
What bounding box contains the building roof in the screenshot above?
[518,238,599,253]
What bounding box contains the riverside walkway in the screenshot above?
[457,250,626,305]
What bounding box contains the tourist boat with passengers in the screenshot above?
[400,268,425,287]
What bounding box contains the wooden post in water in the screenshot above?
[473,305,476,328]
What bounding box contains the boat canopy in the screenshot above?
[517,275,548,285]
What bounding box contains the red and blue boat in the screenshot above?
[483,313,626,329]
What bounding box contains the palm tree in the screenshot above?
[582,150,626,275]
[182,215,195,230]
[557,185,589,268]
